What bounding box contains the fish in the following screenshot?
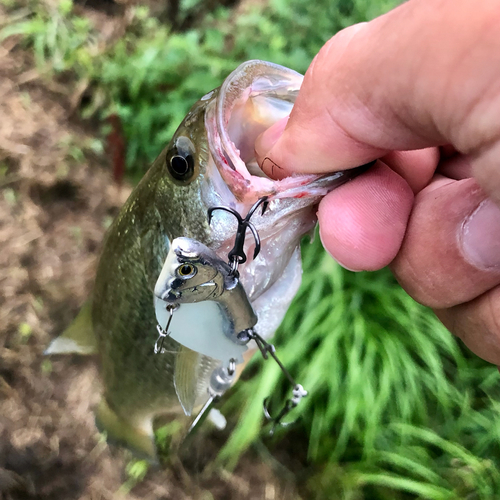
[46,60,366,459]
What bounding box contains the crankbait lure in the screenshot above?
[154,198,307,434]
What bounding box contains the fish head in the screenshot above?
[202,61,363,303]
[152,61,363,329]
[154,237,232,304]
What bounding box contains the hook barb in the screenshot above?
[207,205,243,225]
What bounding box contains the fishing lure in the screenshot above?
[154,198,307,434]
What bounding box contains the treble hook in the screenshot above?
[154,304,178,354]
[207,196,269,276]
[263,384,308,436]
[246,330,308,435]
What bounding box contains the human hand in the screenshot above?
[255,0,500,364]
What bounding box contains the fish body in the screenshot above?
[47,60,364,458]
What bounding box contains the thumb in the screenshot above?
[256,0,500,189]
[256,23,385,180]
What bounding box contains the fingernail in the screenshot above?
[461,199,500,269]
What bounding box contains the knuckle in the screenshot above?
[436,285,500,365]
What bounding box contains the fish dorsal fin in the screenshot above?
[174,345,201,416]
[45,300,97,355]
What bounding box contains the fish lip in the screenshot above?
[205,60,368,204]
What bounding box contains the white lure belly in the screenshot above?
[154,297,247,363]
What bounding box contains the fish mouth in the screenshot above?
[205,60,363,204]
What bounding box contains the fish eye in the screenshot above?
[167,136,197,183]
[177,264,197,278]
[170,155,191,176]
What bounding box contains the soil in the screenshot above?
[0,4,301,499]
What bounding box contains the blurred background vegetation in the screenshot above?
[3,0,500,498]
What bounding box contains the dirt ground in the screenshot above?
[0,5,301,499]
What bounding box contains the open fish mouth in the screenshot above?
[205,60,359,204]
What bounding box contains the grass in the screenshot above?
[4,0,500,498]
[220,235,500,498]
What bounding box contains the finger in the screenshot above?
[256,22,389,178]
[390,178,500,309]
[381,148,439,193]
[256,0,500,191]
[318,161,414,271]
[435,286,500,365]
[437,153,473,180]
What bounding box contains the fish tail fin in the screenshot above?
[95,399,157,461]
[45,300,97,355]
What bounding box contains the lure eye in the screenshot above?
[177,264,196,278]
[167,136,197,183]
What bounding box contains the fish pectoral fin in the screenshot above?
[174,346,203,417]
[95,399,157,462]
[45,300,98,355]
